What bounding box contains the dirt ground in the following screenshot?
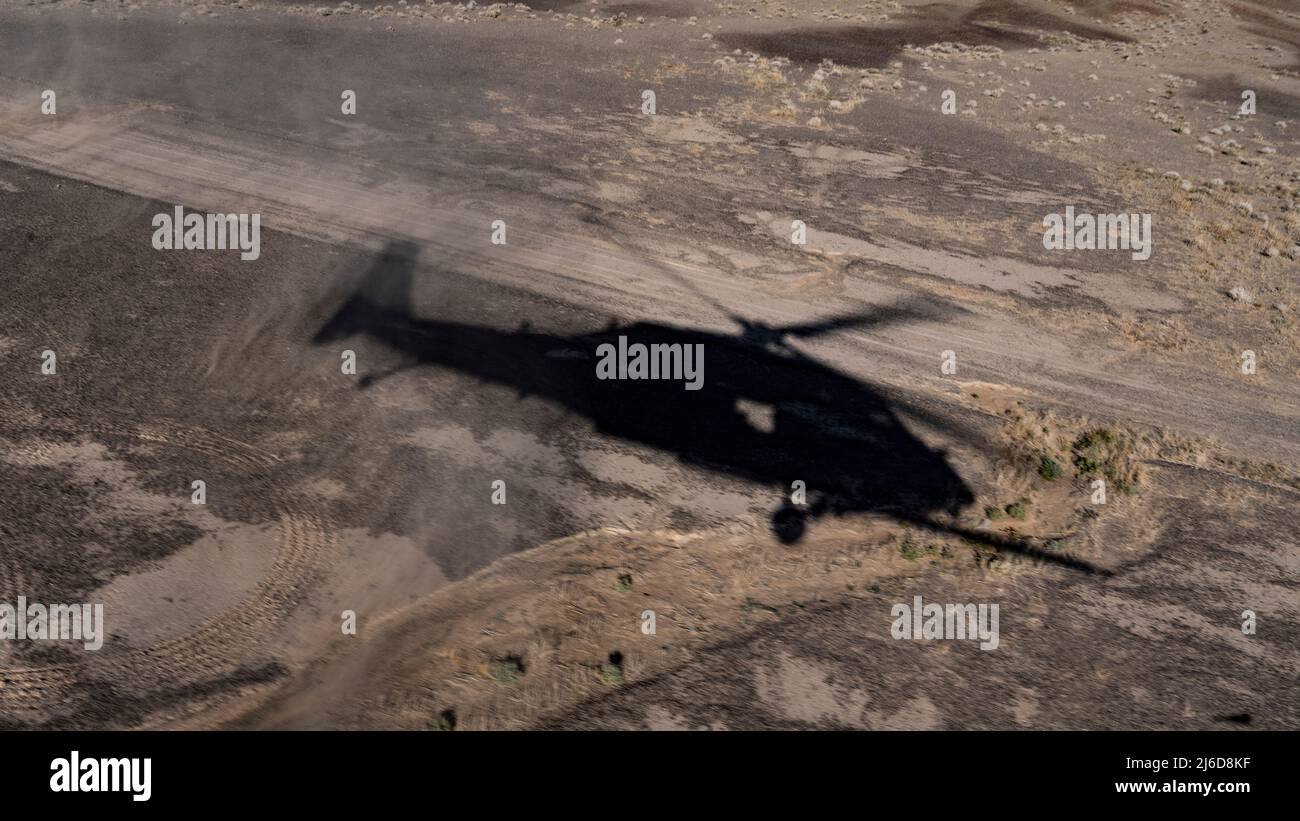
[0,0,1298,729]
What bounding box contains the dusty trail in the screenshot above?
[0,20,1295,463]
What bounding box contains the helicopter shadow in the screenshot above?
[314,240,977,546]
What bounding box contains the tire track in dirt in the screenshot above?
[0,417,338,721]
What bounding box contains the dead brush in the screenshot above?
[997,405,1068,479]
[1069,428,1144,494]
[995,406,1147,495]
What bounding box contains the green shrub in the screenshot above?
[488,658,524,684]
[598,664,624,686]
[599,652,625,686]
[1038,455,1063,481]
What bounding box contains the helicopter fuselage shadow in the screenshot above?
[312,242,1123,576]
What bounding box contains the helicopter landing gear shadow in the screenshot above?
[771,504,808,544]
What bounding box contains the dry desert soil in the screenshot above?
[0,0,1298,729]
